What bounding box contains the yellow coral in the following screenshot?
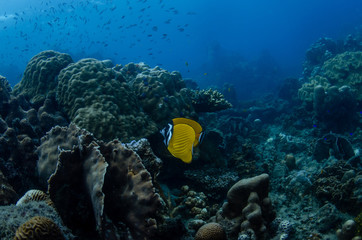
[14,216,65,240]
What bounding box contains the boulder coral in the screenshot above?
[13,50,73,106]
[194,222,227,240]
[56,58,157,141]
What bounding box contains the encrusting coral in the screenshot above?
[12,50,73,106]
[14,216,66,240]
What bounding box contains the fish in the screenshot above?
[160,118,204,163]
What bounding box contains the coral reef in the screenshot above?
[303,37,337,77]
[56,58,157,141]
[0,76,67,193]
[126,62,197,127]
[48,141,108,233]
[16,189,54,208]
[37,123,94,186]
[313,133,355,162]
[36,124,163,239]
[313,161,361,213]
[336,219,358,240]
[13,50,73,106]
[100,140,162,239]
[0,168,17,205]
[298,51,362,132]
[189,88,232,112]
[14,216,66,240]
[0,201,74,240]
[184,168,238,201]
[215,174,276,240]
[194,222,227,240]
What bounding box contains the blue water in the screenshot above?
[1,0,361,99]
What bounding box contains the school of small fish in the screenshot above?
[0,0,195,76]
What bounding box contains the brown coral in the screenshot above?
[14,216,65,240]
[195,222,227,240]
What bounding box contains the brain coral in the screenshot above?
[14,216,65,240]
[56,58,157,141]
[13,50,73,106]
[299,51,362,103]
[195,222,226,240]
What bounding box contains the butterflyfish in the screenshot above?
[160,118,204,163]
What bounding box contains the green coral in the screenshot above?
[56,59,157,141]
[13,50,73,106]
[299,51,362,103]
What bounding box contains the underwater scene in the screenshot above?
[0,0,362,240]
